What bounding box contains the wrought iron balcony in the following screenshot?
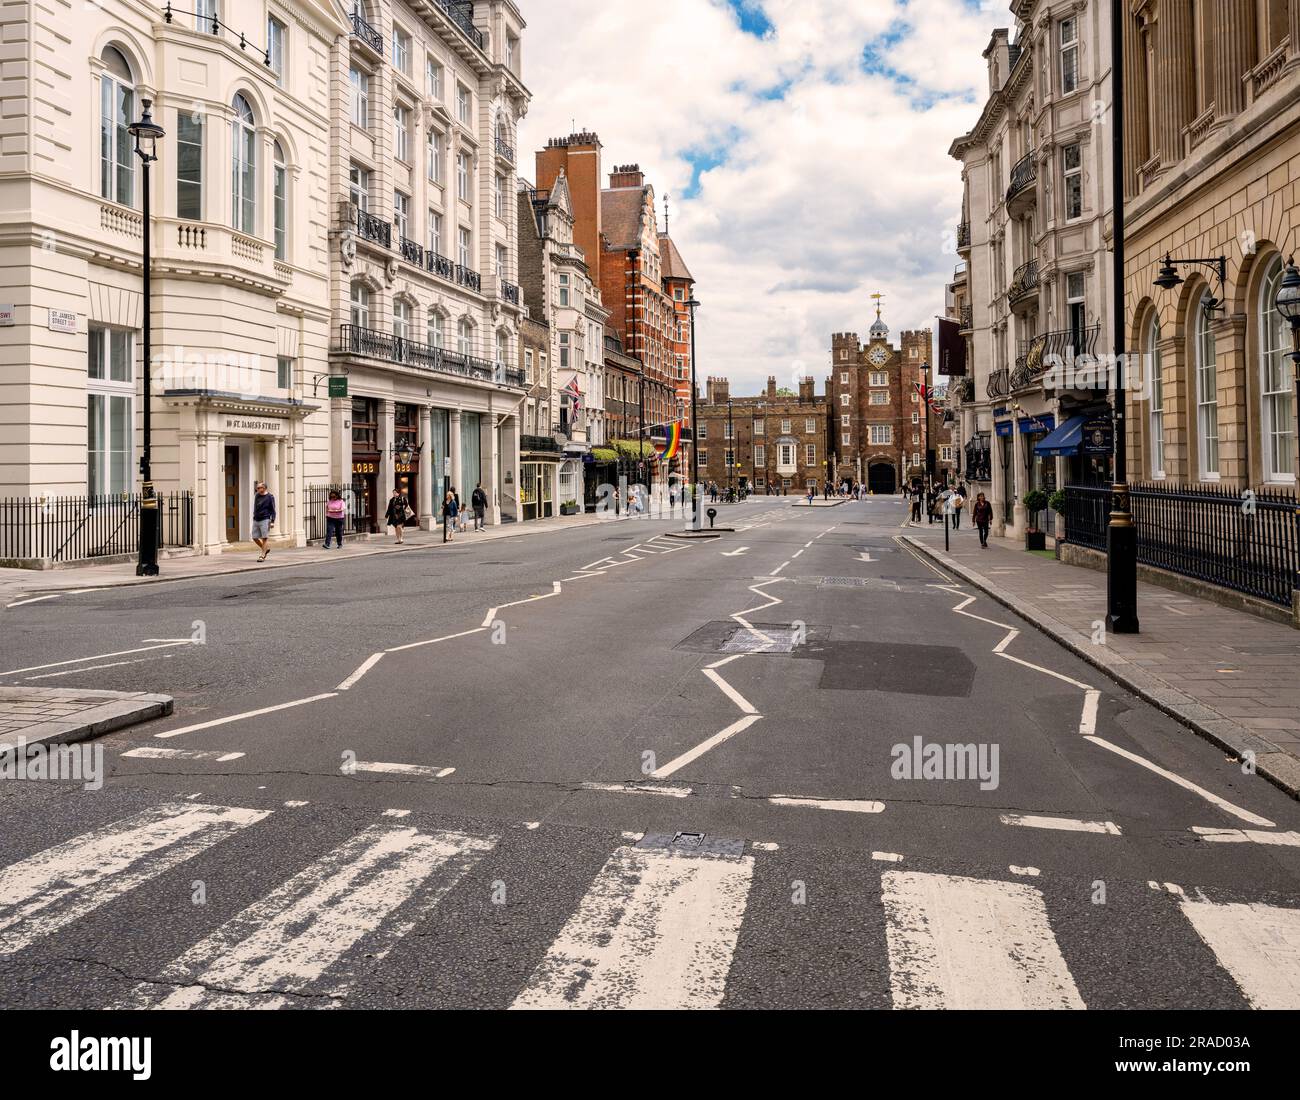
[495,136,516,163]
[356,208,391,248]
[399,236,424,266]
[956,221,971,250]
[954,377,974,403]
[500,281,520,305]
[455,264,482,293]
[521,434,562,454]
[349,9,383,55]
[1006,149,1036,205]
[986,366,1010,399]
[1017,326,1102,382]
[434,0,484,50]
[1008,258,1039,304]
[959,304,973,331]
[426,250,454,280]
[336,324,525,389]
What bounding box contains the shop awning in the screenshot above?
[1033,415,1086,457]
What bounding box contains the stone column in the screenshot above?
[480,407,501,526]
[418,405,435,530]
[330,395,350,485]
[1122,5,1146,198]
[1215,0,1255,119]
[1291,0,1300,58]
[1155,1,1195,164]
[449,408,463,497]
[1010,422,1026,538]
[1213,312,1249,488]
[501,413,521,521]
[377,399,395,499]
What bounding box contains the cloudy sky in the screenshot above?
[517,0,1004,396]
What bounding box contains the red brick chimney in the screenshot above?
[609,164,645,189]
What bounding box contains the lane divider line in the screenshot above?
[1000,813,1121,835]
[1,640,197,677]
[651,715,763,779]
[337,653,385,691]
[154,694,338,740]
[385,627,487,654]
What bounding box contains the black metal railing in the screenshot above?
[495,136,515,163]
[1063,483,1299,608]
[1,492,193,563]
[399,236,424,266]
[954,377,975,403]
[305,482,368,543]
[455,264,482,292]
[1006,149,1036,204]
[1019,325,1102,383]
[986,367,1010,399]
[1008,258,1038,303]
[336,324,525,388]
[521,434,562,454]
[956,221,971,249]
[434,0,484,50]
[349,9,383,54]
[426,250,454,280]
[357,208,391,247]
[500,281,520,305]
[959,304,973,330]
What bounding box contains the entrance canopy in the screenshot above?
[1033,415,1086,457]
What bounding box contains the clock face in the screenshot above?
[868,346,888,366]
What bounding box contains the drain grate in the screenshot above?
[820,577,871,587]
[637,832,746,858]
[675,620,828,654]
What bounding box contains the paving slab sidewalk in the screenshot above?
[901,517,1300,800]
[0,688,173,756]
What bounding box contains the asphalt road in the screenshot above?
[2,496,1299,1010]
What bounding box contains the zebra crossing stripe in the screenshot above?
[125,824,497,1009]
[882,871,1085,1010]
[1179,898,1300,1009]
[511,847,754,1010]
[0,803,270,955]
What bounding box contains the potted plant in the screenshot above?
[560,499,579,516]
[1022,488,1049,551]
[1048,489,1067,556]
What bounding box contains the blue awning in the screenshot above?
[1033,415,1086,457]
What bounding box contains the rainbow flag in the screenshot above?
[658,421,682,462]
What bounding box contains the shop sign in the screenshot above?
[0,304,14,327]
[352,461,378,475]
[224,417,287,436]
[328,377,349,398]
[1082,417,1114,456]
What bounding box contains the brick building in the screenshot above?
[829,308,936,494]
[660,231,695,429]
[696,377,828,494]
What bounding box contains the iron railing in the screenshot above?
[426,250,454,280]
[986,366,1010,399]
[399,236,424,266]
[1063,483,1299,608]
[521,435,562,454]
[956,221,971,249]
[305,482,368,543]
[1008,258,1039,304]
[959,304,973,331]
[501,281,520,305]
[434,0,484,50]
[495,136,515,163]
[1006,149,1036,204]
[349,9,383,54]
[336,324,526,388]
[0,492,193,563]
[1017,325,1102,384]
[357,208,391,247]
[455,264,482,292]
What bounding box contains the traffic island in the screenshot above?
[0,688,173,758]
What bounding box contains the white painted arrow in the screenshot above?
[721,547,750,557]
[858,552,875,562]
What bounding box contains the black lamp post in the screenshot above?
[129,99,165,577]
[726,397,734,496]
[1106,1,1139,633]
[686,295,701,526]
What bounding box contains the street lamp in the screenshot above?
[129,99,165,577]
[686,295,701,526]
[726,396,734,497]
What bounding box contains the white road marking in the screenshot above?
[1191,827,1300,847]
[350,762,455,780]
[882,870,1084,1009]
[766,796,885,814]
[1180,898,1300,1008]
[381,809,411,818]
[769,560,791,575]
[5,594,62,609]
[0,640,196,677]
[481,581,563,626]
[702,668,758,715]
[1079,689,1101,736]
[511,846,754,1009]
[121,747,245,763]
[128,824,497,1009]
[1010,866,1042,877]
[337,652,385,691]
[651,715,764,779]
[154,694,338,740]
[872,852,904,863]
[720,547,751,557]
[385,627,487,654]
[579,781,693,798]
[791,549,804,559]
[23,656,175,681]
[1000,814,1121,835]
[752,842,779,851]
[284,801,309,808]
[1084,736,1275,827]
[0,802,269,954]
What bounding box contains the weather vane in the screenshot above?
[664,194,670,235]
[870,292,885,321]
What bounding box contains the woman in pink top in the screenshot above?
[324,490,346,549]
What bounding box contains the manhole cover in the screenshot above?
[637,832,746,858]
[675,620,827,654]
[820,577,871,587]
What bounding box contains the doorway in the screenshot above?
[867,462,896,495]
[223,445,241,542]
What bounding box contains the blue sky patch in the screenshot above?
[727,0,773,38]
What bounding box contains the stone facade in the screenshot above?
[1122,0,1300,491]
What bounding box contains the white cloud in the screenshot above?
[517,0,1005,396]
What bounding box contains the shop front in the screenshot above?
[350,396,381,534]
[520,460,555,520]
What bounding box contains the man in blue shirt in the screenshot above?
[252,482,276,562]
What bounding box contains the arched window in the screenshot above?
[393,297,410,341]
[1194,289,1219,479]
[231,94,257,234]
[99,47,135,205]
[272,141,287,261]
[350,282,370,329]
[428,313,444,349]
[1148,314,1165,477]
[457,318,472,357]
[1260,256,1295,480]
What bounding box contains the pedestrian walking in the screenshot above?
[251,482,276,562]
[443,489,459,541]
[910,486,922,523]
[806,485,815,506]
[972,492,993,548]
[472,483,488,532]
[324,489,346,550]
[951,488,965,529]
[385,487,412,545]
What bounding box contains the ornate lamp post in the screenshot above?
[686,295,701,526]
[128,100,165,577]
